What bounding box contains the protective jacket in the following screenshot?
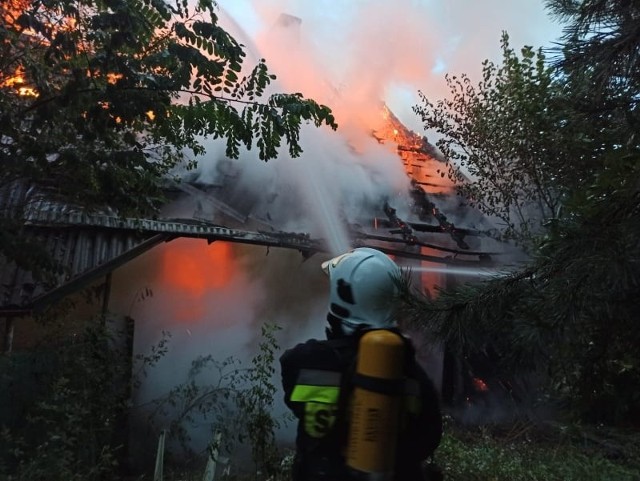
[280,329,442,481]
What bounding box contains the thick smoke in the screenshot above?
[220,0,562,132]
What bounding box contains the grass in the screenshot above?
[130,418,640,481]
[435,418,640,481]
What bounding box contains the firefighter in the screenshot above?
[280,247,442,481]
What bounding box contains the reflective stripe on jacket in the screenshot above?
[288,368,423,438]
[290,369,342,438]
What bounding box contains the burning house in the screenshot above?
[0,97,501,392]
[0,7,515,467]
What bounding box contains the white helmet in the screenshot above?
[321,247,400,335]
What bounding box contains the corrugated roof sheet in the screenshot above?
[0,181,323,314]
[0,225,161,313]
[0,181,164,312]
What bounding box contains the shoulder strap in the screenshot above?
[323,336,359,450]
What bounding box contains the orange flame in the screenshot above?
[1,66,39,97]
[163,239,234,295]
[3,73,25,88]
[2,0,29,27]
[160,239,235,322]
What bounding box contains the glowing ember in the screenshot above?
[472,377,489,392]
[17,86,37,97]
[107,73,123,85]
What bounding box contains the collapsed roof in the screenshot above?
[0,105,501,316]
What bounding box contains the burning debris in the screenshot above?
[374,104,443,159]
[382,201,419,245]
[409,181,470,250]
[362,200,495,259]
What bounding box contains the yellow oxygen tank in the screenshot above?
[346,329,405,480]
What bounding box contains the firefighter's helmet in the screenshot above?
[321,248,400,335]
